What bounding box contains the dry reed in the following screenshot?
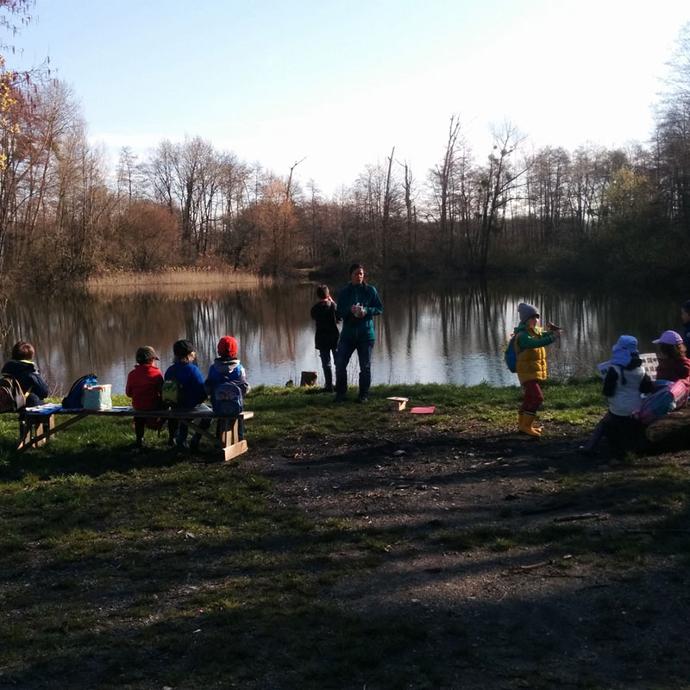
[86,268,270,294]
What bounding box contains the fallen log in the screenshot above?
[644,405,690,449]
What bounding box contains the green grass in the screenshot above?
[0,381,687,688]
[245,379,603,444]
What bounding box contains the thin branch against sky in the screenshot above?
[10,0,690,194]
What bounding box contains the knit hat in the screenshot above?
[652,330,683,346]
[610,335,638,367]
[136,346,159,364]
[217,336,238,359]
[517,302,539,322]
[173,339,195,358]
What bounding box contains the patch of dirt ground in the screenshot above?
[245,422,690,689]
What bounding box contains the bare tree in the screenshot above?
[381,146,395,272]
[476,123,528,273]
[430,115,462,264]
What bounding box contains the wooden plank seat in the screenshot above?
[18,404,254,461]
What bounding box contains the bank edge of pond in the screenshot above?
[0,381,604,472]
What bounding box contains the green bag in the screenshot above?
[161,379,182,408]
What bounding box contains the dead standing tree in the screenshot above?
[381,146,395,273]
[400,159,417,273]
[476,124,528,274]
[432,115,462,266]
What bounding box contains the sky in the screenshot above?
[8,0,690,195]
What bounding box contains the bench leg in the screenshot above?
[222,439,248,461]
[35,415,54,447]
[217,418,248,461]
[17,417,31,450]
[17,415,54,450]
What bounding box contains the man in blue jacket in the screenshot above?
[334,263,384,403]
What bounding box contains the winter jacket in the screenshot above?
[1,359,49,406]
[513,323,556,384]
[205,358,250,407]
[164,361,207,409]
[310,299,340,351]
[335,282,383,343]
[603,361,654,417]
[656,356,690,382]
[126,363,163,410]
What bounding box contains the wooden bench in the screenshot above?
[17,404,254,462]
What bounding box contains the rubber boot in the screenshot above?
[519,411,542,437]
[532,414,544,432]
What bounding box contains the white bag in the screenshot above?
[82,384,112,411]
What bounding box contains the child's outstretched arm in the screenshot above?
[516,330,556,350]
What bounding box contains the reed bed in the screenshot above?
[86,268,269,293]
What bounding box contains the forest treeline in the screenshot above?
[1,16,690,287]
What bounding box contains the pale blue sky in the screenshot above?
[12,0,690,194]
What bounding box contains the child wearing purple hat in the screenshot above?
[653,330,690,382]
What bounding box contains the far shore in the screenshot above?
[85,268,269,293]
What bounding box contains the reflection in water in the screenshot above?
[0,283,682,395]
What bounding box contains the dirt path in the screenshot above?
[246,423,690,689]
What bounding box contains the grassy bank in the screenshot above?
[1,382,689,688]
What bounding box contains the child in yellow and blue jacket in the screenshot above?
[513,302,561,436]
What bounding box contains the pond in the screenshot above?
[1,280,685,396]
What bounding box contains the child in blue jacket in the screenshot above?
[206,336,250,439]
[164,339,210,450]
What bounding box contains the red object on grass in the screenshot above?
[410,406,435,414]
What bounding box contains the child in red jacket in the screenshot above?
[126,346,163,448]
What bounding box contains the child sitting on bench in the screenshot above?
[2,341,50,407]
[125,346,163,449]
[164,339,210,450]
[206,336,250,439]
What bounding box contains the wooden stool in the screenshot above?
[386,396,409,412]
[300,371,318,386]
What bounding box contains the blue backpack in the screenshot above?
[504,336,518,373]
[212,380,243,417]
[62,374,98,409]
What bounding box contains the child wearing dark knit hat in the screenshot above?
[164,339,210,450]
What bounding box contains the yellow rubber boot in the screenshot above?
[519,411,542,437]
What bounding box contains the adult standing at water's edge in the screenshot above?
[334,263,383,403]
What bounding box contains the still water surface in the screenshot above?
[2,282,684,395]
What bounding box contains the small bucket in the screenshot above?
[83,384,113,411]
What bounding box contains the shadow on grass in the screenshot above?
[0,438,688,688]
[1,385,688,688]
